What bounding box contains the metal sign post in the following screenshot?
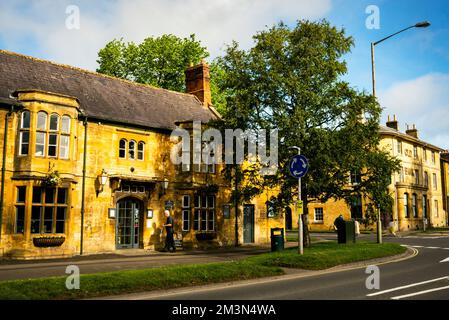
[289,150,309,255]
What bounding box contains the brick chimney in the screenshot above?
[185,60,212,107]
[386,115,398,130]
[406,124,418,139]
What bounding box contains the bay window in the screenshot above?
[31,187,68,234]
[15,186,26,234]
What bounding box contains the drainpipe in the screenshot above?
[0,106,14,243]
[80,116,88,255]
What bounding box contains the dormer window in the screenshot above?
[118,138,145,161]
[129,140,136,160]
[119,139,127,158]
[138,142,145,161]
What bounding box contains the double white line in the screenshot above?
[367,276,449,300]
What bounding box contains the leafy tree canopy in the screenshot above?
[97,34,209,92]
[212,20,400,240]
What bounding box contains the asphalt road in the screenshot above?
[126,234,449,300]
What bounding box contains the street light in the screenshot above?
[289,146,303,255]
[370,21,430,244]
[371,21,431,97]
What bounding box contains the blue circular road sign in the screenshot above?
[289,155,309,179]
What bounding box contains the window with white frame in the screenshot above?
[35,111,47,157]
[182,195,190,231]
[397,140,402,154]
[33,112,71,159]
[423,148,427,162]
[412,194,417,218]
[399,167,405,183]
[434,199,439,218]
[414,169,419,185]
[119,139,127,158]
[15,186,26,234]
[424,171,429,187]
[119,139,145,161]
[413,146,418,159]
[59,116,71,159]
[193,194,215,231]
[129,140,136,160]
[404,193,409,218]
[19,110,30,155]
[432,152,436,164]
[314,208,324,222]
[137,142,145,161]
[48,113,59,157]
[432,173,437,190]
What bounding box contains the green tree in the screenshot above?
[213,20,400,247]
[97,34,209,92]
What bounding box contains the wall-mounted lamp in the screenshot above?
[108,208,116,219]
[163,178,169,191]
[97,169,108,193]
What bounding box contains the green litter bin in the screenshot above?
[271,228,284,252]
[336,220,356,244]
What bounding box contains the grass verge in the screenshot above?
[0,260,283,300]
[246,241,406,270]
[0,242,406,300]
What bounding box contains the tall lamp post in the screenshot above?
[371,21,430,244]
[371,21,430,97]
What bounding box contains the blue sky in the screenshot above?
[1,0,448,148]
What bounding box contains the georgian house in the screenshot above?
[0,50,283,259]
[303,116,447,232]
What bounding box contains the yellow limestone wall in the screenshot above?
[0,91,284,259]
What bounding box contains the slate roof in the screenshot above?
[0,50,216,130]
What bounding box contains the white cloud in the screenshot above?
[379,73,449,150]
[0,0,332,70]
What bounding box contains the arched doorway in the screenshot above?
[116,198,143,249]
[285,207,292,230]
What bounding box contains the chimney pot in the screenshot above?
[406,124,419,139]
[386,115,399,131]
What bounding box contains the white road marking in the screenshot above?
[425,247,441,249]
[366,276,449,297]
[391,285,449,300]
[411,246,424,248]
[440,257,449,263]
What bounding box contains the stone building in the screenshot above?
[305,116,447,232]
[0,50,283,259]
